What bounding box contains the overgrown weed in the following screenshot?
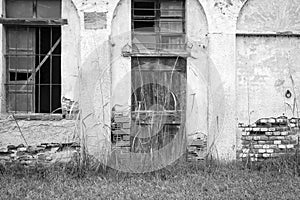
[2,153,300,182]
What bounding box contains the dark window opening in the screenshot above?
[134,21,155,32]
[9,72,31,81]
[35,27,61,113]
[133,1,155,16]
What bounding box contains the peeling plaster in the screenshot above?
[0,0,250,161]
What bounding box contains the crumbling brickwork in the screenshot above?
[0,142,79,167]
[187,133,207,161]
[111,111,131,152]
[239,116,299,161]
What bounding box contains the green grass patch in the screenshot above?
[1,157,300,200]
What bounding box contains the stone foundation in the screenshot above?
[0,142,80,167]
[239,116,300,161]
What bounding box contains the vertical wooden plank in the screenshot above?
[7,27,35,113]
[130,57,186,153]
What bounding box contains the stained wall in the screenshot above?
[3,0,299,161]
[236,0,300,149]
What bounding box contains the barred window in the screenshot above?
[2,0,64,113]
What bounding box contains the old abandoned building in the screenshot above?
[1,0,300,171]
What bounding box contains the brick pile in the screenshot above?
[187,133,207,161]
[239,116,299,161]
[0,142,80,167]
[111,112,131,152]
[61,97,79,119]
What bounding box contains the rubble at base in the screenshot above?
[0,142,80,167]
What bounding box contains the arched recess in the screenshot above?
[110,0,209,167]
[61,0,81,101]
[185,0,209,160]
[236,0,300,125]
[110,0,131,113]
[237,0,300,32]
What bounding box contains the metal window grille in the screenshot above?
[132,0,186,53]
[4,0,62,114]
[5,26,62,114]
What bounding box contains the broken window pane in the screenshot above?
[134,21,155,32]
[9,72,31,81]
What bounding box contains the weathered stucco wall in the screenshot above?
[237,36,300,122]
[204,0,243,159]
[0,0,244,161]
[185,0,208,151]
[236,0,300,150]
[5,0,300,162]
[80,0,246,161]
[237,0,300,33]
[62,0,81,101]
[0,118,76,148]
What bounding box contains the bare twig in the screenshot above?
[11,114,28,146]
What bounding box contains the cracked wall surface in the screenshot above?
[0,118,77,148]
[236,0,300,151]
[4,0,300,162]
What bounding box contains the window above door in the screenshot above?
[132,0,186,54]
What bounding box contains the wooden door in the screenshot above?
[131,57,186,153]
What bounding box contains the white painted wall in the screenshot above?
[6,0,295,161]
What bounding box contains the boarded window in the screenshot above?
[132,0,185,53]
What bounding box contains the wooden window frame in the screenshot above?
[131,0,186,54]
[3,0,65,115]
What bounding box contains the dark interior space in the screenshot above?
[134,21,155,32]
[35,26,61,113]
[133,1,155,32]
[133,1,155,16]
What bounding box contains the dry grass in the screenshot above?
[1,157,300,200]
